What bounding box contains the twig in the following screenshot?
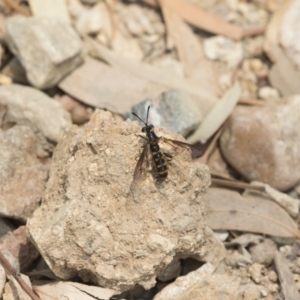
[238,98,265,106]
[197,126,224,164]
[211,178,265,192]
[0,250,41,300]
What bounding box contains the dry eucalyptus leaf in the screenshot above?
[187,82,241,144]
[86,37,218,113]
[160,3,219,95]
[34,281,119,300]
[206,188,300,239]
[143,0,244,40]
[274,251,300,300]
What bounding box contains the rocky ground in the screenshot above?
[1,0,300,299]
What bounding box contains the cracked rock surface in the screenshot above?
[27,110,220,292]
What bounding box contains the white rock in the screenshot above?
[203,36,243,68]
[258,86,280,100]
[154,263,240,300]
[280,0,300,68]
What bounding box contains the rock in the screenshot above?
[203,36,243,68]
[0,126,48,220]
[225,251,252,268]
[268,270,278,283]
[157,259,181,282]
[75,2,105,36]
[258,86,279,100]
[154,263,240,300]
[220,97,300,191]
[0,265,4,299]
[249,239,277,266]
[0,219,15,244]
[239,283,266,300]
[27,110,220,292]
[130,90,202,137]
[5,16,83,89]
[248,263,263,284]
[0,226,39,272]
[0,84,72,157]
[280,0,300,69]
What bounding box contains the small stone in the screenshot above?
[130,90,202,137]
[239,283,266,300]
[220,96,300,190]
[0,84,72,157]
[5,16,83,89]
[268,270,278,283]
[249,239,277,266]
[0,218,15,244]
[157,259,181,282]
[0,226,39,272]
[279,245,292,257]
[280,0,300,69]
[154,263,240,300]
[0,126,49,220]
[249,263,263,284]
[225,251,252,268]
[70,105,92,125]
[75,2,105,36]
[258,86,280,100]
[203,36,243,68]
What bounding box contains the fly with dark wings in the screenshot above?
[132,106,203,182]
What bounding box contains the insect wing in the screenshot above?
[167,139,203,158]
[133,144,151,181]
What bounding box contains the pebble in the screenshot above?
[5,16,83,89]
[249,239,277,266]
[280,0,300,69]
[220,96,300,191]
[0,126,48,220]
[258,86,280,100]
[157,259,181,282]
[225,251,252,268]
[268,270,278,283]
[130,90,202,137]
[75,2,105,36]
[248,263,263,284]
[203,36,243,68]
[0,84,72,157]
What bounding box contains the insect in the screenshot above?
[132,106,203,182]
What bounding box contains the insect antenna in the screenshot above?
[132,106,151,126]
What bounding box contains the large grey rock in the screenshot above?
[27,110,224,292]
[0,126,48,221]
[220,96,300,191]
[5,16,83,89]
[0,84,72,157]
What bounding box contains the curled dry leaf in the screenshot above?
[187,82,241,144]
[206,188,300,239]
